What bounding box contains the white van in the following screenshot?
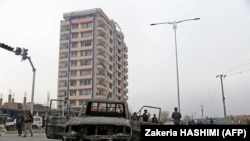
[32,116,42,129]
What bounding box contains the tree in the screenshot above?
[160,111,170,123]
[182,115,192,124]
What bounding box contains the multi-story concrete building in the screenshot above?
[57,8,128,110]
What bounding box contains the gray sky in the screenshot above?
[0,0,250,118]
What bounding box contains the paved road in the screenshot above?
[0,132,60,141]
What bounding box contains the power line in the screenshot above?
[223,58,250,74]
[226,68,250,76]
[203,79,220,106]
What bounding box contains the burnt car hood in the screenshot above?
[67,116,130,126]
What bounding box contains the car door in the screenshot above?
[45,99,74,139]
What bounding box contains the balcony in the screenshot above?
[124,80,128,86]
[123,54,128,59]
[97,53,106,60]
[78,65,92,70]
[97,83,106,90]
[96,73,106,80]
[78,74,92,79]
[124,67,128,73]
[60,27,69,34]
[97,63,106,70]
[123,95,128,100]
[97,19,106,28]
[97,44,106,52]
[97,26,106,32]
[96,91,107,97]
[116,51,122,58]
[124,87,128,93]
[123,59,128,66]
[116,83,122,89]
[116,68,122,74]
[124,45,128,52]
[95,94,106,99]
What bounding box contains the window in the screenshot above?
[79,100,84,106]
[71,42,78,48]
[108,73,112,79]
[80,50,92,56]
[72,33,78,39]
[70,70,77,76]
[70,52,77,57]
[81,50,92,56]
[117,56,121,62]
[70,61,77,67]
[117,80,121,85]
[70,100,76,106]
[109,83,113,89]
[79,79,91,86]
[80,70,92,76]
[80,60,91,66]
[60,34,69,40]
[71,24,78,29]
[70,90,76,96]
[109,29,113,36]
[79,89,92,96]
[81,22,93,28]
[118,41,121,46]
[60,43,68,49]
[59,71,67,78]
[59,62,67,68]
[61,25,69,32]
[81,40,92,47]
[109,55,113,61]
[59,91,66,98]
[70,80,77,86]
[59,81,67,87]
[81,31,92,38]
[109,65,112,71]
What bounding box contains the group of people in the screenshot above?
[131,107,182,125]
[131,109,159,123]
[4,109,34,137]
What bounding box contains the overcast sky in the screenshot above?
[0,0,250,118]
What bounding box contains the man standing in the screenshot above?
[142,109,151,122]
[151,114,159,123]
[23,110,33,137]
[171,107,182,125]
[16,112,25,136]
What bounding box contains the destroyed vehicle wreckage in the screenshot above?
[45,99,132,141]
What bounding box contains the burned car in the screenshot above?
[45,99,77,139]
[46,99,132,141]
[63,99,132,141]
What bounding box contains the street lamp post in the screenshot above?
[150,18,200,112]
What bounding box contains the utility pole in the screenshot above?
[200,105,204,118]
[47,92,50,106]
[216,74,227,117]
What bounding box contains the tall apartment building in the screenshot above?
[57,8,128,110]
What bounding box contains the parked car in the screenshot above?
[32,116,42,129]
[5,117,15,131]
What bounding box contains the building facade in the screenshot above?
[58,8,128,110]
